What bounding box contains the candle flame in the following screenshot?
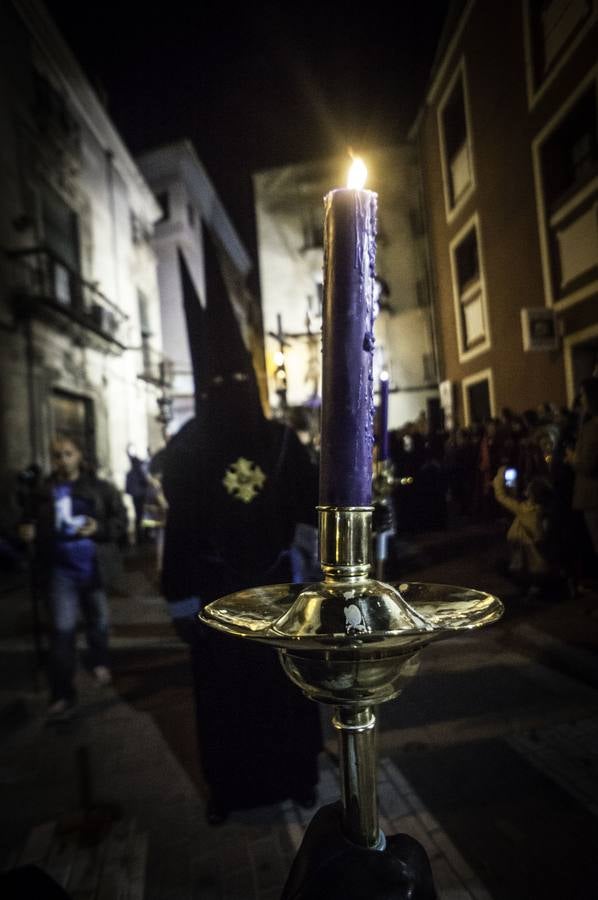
[347,156,367,190]
[380,370,389,382]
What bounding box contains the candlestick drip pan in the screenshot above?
[201,579,500,647]
[200,580,503,707]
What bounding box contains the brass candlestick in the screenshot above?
[200,506,503,849]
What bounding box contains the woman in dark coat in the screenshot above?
[569,377,598,570]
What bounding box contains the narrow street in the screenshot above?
[1,527,598,899]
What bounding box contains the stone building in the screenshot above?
[0,0,165,516]
[137,140,266,432]
[253,147,440,431]
[413,0,598,425]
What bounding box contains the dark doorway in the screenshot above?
[50,390,96,467]
[467,378,491,424]
[571,335,598,396]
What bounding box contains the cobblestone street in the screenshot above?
[1,526,598,898]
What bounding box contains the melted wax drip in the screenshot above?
[361,192,378,474]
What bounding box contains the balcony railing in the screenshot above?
[137,343,174,388]
[8,246,128,350]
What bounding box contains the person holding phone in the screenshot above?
[19,436,127,721]
[492,464,558,596]
[503,466,518,491]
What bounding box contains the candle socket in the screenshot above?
[318,506,373,580]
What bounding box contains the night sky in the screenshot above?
[44,1,451,273]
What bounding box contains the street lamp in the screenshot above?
[273,349,288,412]
[269,313,291,415]
[155,359,174,441]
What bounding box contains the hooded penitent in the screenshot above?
[161,226,322,814]
[180,227,308,586]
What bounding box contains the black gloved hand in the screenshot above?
[280,801,437,900]
[372,499,395,535]
[172,615,207,645]
[0,865,72,899]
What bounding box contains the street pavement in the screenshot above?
[0,519,597,899]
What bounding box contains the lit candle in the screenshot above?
[319,157,378,507]
[377,371,389,462]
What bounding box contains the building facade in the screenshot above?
[137,140,266,432]
[253,147,439,432]
[0,0,165,515]
[414,0,598,426]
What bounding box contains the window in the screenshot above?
[422,352,436,383]
[415,278,428,309]
[138,290,152,373]
[525,0,595,100]
[300,203,324,251]
[130,210,148,245]
[438,61,475,220]
[34,72,78,142]
[131,210,154,245]
[315,281,324,314]
[564,323,598,404]
[533,68,598,307]
[42,187,80,271]
[540,83,597,211]
[41,186,80,306]
[155,191,170,224]
[450,215,490,361]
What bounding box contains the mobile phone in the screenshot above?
[504,468,517,488]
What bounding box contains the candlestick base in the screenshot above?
[199,507,503,848]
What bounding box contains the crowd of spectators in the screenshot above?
[387,383,598,599]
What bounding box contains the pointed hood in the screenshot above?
[202,223,256,386]
[179,248,206,415]
[201,223,264,435]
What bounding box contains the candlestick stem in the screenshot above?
[318,506,384,848]
[333,705,383,849]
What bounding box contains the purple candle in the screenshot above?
[377,372,389,462]
[319,164,378,507]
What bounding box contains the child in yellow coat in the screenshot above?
[492,465,558,594]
